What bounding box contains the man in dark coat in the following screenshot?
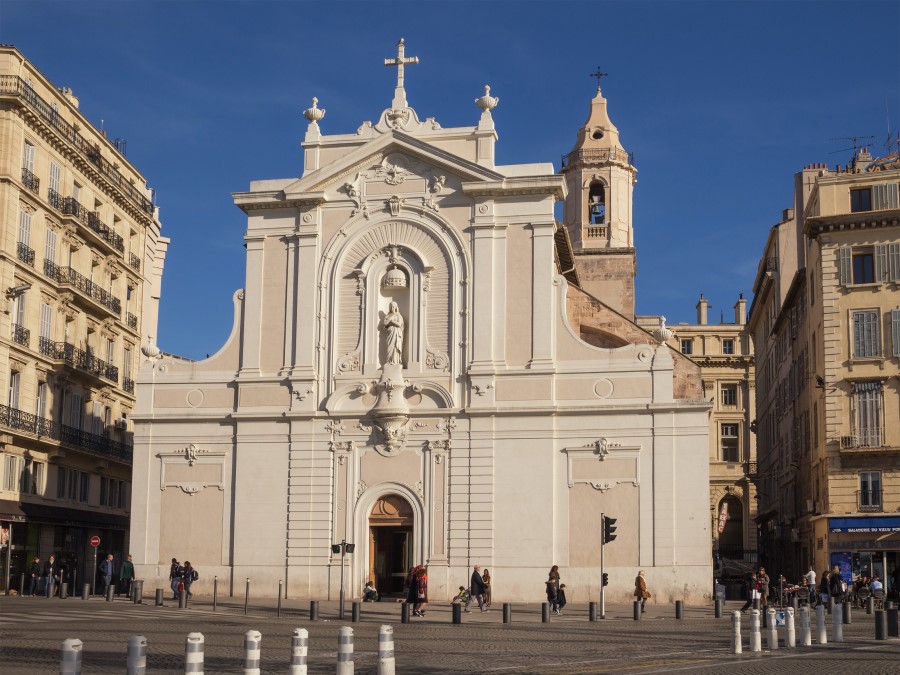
[830,565,844,602]
[465,564,488,612]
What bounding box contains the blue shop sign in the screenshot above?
[829,516,900,534]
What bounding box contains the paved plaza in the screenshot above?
[1,595,899,673]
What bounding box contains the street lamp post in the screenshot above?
[331,539,355,620]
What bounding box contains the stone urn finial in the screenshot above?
[475,85,499,112]
[303,97,326,124]
[653,316,676,343]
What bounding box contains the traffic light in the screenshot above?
[602,515,618,544]
[602,572,609,587]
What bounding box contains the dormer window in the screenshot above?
[588,182,605,225]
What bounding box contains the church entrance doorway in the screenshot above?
[368,495,413,597]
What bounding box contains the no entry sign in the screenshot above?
[90,535,101,547]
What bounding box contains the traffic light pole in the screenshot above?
[600,512,605,619]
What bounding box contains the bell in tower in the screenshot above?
[560,70,638,319]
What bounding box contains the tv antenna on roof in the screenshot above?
[829,135,874,157]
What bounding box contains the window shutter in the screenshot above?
[838,246,852,285]
[892,309,900,357]
[867,311,880,357]
[873,183,899,210]
[49,162,60,193]
[875,244,889,281]
[22,142,35,173]
[18,210,31,245]
[40,302,52,339]
[889,243,900,281]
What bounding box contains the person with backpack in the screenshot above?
[182,561,198,599]
[169,558,182,599]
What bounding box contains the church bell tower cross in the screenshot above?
[384,38,420,109]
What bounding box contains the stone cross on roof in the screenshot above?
[384,38,419,109]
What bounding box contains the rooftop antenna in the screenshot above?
[829,135,874,158]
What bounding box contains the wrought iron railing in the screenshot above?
[857,489,882,512]
[0,402,131,463]
[43,260,122,315]
[47,187,63,210]
[38,337,118,383]
[123,378,135,394]
[0,75,154,216]
[129,252,141,272]
[126,312,138,329]
[17,241,35,266]
[21,167,39,194]
[61,197,125,253]
[11,323,30,346]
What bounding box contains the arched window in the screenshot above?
[588,182,606,225]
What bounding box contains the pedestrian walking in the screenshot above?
[169,558,181,599]
[43,554,58,598]
[99,554,114,595]
[465,565,487,613]
[757,567,770,607]
[634,570,650,613]
[740,571,758,612]
[829,565,844,602]
[819,569,831,606]
[803,565,816,589]
[558,584,568,613]
[546,565,561,614]
[119,554,135,596]
[411,565,428,616]
[27,556,41,597]
[482,568,492,607]
[182,561,197,598]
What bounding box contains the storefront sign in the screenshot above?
[830,538,900,551]
[717,501,729,534]
[829,517,900,534]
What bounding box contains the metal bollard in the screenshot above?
[832,602,843,642]
[60,582,68,600]
[244,578,250,616]
[714,598,722,618]
[290,628,308,675]
[185,632,204,674]
[309,600,319,621]
[401,603,409,624]
[887,607,899,637]
[542,602,550,622]
[82,583,90,601]
[132,580,143,604]
[749,610,761,652]
[731,611,742,654]
[351,601,360,623]
[875,609,887,640]
[377,624,395,675]
[278,581,283,618]
[155,588,164,606]
[106,584,115,602]
[827,596,834,614]
[213,576,218,612]
[179,589,187,609]
[843,600,852,624]
[866,596,874,615]
[633,600,641,621]
[766,607,779,650]
[785,607,796,647]
[60,638,83,675]
[336,626,354,675]
[815,604,827,644]
[127,635,147,675]
[503,603,512,623]
[451,603,461,624]
[791,596,798,611]
[19,572,25,596]
[589,601,597,622]
[799,606,811,646]
[752,597,759,611]
[242,630,262,675]
[675,600,684,619]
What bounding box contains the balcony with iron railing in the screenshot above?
[11,323,30,347]
[126,312,138,330]
[123,377,135,394]
[0,75,154,217]
[129,252,141,272]
[0,402,132,464]
[38,336,118,384]
[43,260,121,316]
[60,196,125,254]
[47,187,63,210]
[21,167,39,195]
[857,489,882,513]
[560,147,634,169]
[17,241,35,267]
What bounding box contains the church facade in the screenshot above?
[130,42,713,603]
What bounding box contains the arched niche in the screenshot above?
[717,496,744,559]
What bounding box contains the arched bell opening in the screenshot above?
[588,181,606,225]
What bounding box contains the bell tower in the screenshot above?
[560,72,638,319]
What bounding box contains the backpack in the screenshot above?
[192,569,199,581]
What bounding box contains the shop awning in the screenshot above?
[829,516,900,533]
[0,499,128,529]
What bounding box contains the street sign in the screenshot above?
[90,535,101,547]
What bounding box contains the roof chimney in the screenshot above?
[734,293,747,325]
[696,294,709,325]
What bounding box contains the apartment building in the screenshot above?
[749,150,900,587]
[0,45,167,593]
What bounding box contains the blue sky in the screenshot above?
[3,1,898,359]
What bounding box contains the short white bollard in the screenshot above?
[243,630,262,675]
[785,607,796,647]
[731,611,742,654]
[290,628,308,675]
[815,604,827,644]
[832,602,844,642]
[61,638,83,675]
[185,632,204,674]
[799,606,811,646]
[750,609,762,652]
[127,635,147,674]
[378,624,395,675]
[337,626,354,675]
[766,608,779,650]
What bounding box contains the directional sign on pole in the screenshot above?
[90,535,100,547]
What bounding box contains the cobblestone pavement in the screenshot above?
[1,596,898,673]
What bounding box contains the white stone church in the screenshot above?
[131,41,713,603]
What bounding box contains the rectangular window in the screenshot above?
[3,455,20,491]
[78,472,89,503]
[859,471,882,508]
[853,253,875,283]
[852,310,881,358]
[12,293,26,334]
[893,309,900,357]
[48,161,61,194]
[721,384,738,406]
[872,183,899,210]
[44,229,57,265]
[67,467,77,500]
[123,348,132,380]
[889,243,900,281]
[106,338,114,365]
[91,400,103,436]
[851,188,872,212]
[720,423,739,462]
[72,182,81,203]
[35,382,48,419]
[854,382,882,447]
[118,480,126,508]
[56,466,67,499]
[680,339,693,355]
[8,371,20,409]
[40,302,52,340]
[70,393,83,430]
[99,476,108,506]
[722,339,735,355]
[18,209,32,245]
[22,141,35,173]
[109,478,118,507]
[23,458,43,495]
